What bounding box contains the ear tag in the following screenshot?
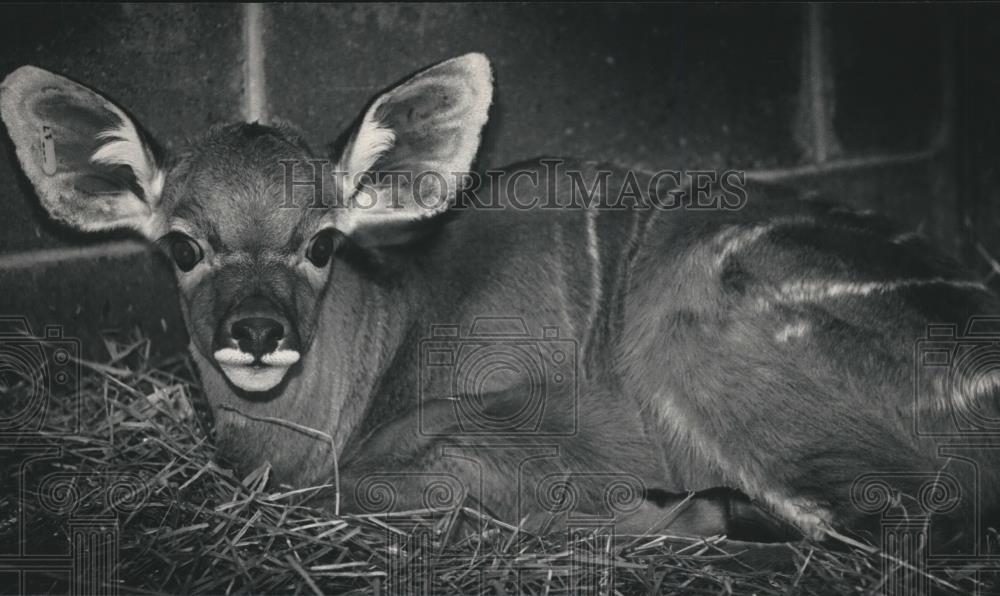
[40,126,57,176]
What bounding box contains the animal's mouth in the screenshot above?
[214,347,301,392]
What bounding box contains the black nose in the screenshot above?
[231,317,285,359]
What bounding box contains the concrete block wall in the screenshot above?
[0,4,243,356]
[0,3,993,357]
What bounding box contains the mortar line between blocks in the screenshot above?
[243,3,267,124]
[0,241,148,271]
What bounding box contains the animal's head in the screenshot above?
[0,54,492,395]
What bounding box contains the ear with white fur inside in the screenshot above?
[0,66,165,237]
[334,53,493,238]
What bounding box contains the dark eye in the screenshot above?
[167,233,203,272]
[306,229,337,268]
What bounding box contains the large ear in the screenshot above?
[0,66,165,237]
[334,53,492,237]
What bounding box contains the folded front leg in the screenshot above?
[317,386,791,540]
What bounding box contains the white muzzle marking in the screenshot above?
[214,348,301,392]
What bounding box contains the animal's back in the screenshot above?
[359,158,1000,545]
[622,183,1000,544]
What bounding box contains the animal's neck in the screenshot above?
[302,269,411,460]
[198,263,412,485]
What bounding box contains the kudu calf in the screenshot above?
[3,54,1000,549]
